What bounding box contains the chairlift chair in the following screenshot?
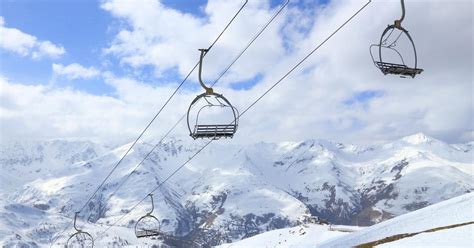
[135,194,161,238]
[187,48,239,140]
[66,212,94,248]
[370,0,423,78]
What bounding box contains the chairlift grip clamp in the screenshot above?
[394,0,405,29]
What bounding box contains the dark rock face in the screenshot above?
[156,190,299,247]
[403,201,430,211]
[286,157,468,227]
[33,203,50,211]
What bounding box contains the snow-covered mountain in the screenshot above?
[0,133,472,247]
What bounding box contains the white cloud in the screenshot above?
[0,16,65,59]
[52,63,101,80]
[0,0,472,145]
[0,75,194,145]
[33,41,66,59]
[101,0,285,81]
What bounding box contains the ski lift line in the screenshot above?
[187,0,291,140]
[99,0,289,213]
[209,0,290,88]
[105,112,186,201]
[239,0,372,119]
[95,0,371,239]
[206,0,249,52]
[50,219,73,248]
[76,0,248,216]
[96,139,214,240]
[50,2,248,246]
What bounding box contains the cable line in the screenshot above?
[76,0,248,216]
[104,0,290,206]
[50,1,248,246]
[95,0,371,241]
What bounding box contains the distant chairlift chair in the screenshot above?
[135,194,161,238]
[187,48,239,140]
[370,0,423,78]
[66,212,94,248]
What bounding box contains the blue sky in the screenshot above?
[0,0,197,94]
[0,0,333,95]
[1,0,113,92]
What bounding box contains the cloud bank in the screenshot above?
[0,0,472,145]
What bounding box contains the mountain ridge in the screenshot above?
[0,133,472,247]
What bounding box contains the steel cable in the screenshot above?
[50,1,248,246]
[102,0,290,212]
[94,0,371,242]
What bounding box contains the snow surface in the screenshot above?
[319,192,474,247]
[219,193,473,247]
[377,225,473,248]
[216,224,361,248]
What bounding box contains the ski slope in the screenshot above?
[217,224,361,248]
[221,192,473,247]
[319,192,474,247]
[376,225,473,248]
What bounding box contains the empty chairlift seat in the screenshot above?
[187,48,239,140]
[370,0,423,78]
[187,92,239,140]
[135,194,162,239]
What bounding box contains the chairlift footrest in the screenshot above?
[136,230,161,238]
[376,62,423,77]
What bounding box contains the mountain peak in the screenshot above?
[401,132,434,145]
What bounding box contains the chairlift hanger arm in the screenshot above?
[73,212,81,232]
[198,48,214,94]
[68,212,94,247]
[148,194,154,215]
[394,0,405,28]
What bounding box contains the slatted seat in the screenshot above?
[136,229,161,238]
[192,124,237,139]
[376,61,423,77]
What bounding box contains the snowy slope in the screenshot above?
[216,224,361,248]
[319,192,474,247]
[218,192,473,247]
[376,225,473,248]
[0,133,472,247]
